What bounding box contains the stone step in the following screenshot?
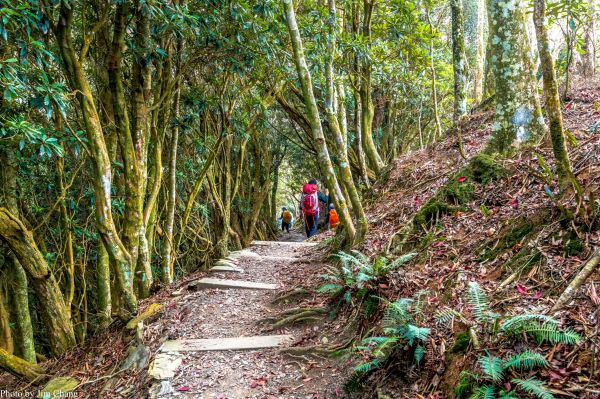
[251,240,317,247]
[210,264,244,273]
[228,249,260,260]
[188,278,277,290]
[160,335,294,352]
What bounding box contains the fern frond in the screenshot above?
[317,283,343,294]
[383,298,413,327]
[399,324,430,346]
[501,314,558,333]
[512,377,553,399]
[435,307,466,325]
[380,252,418,273]
[412,289,429,317]
[478,354,504,382]
[414,344,425,363]
[468,282,492,322]
[502,350,548,370]
[468,385,496,399]
[525,323,581,345]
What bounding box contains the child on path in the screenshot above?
[281,207,292,233]
[328,204,339,229]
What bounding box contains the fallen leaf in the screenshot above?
[509,197,519,208]
[516,283,528,295]
[457,176,466,182]
[177,386,190,392]
[533,291,542,300]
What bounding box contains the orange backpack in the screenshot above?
[329,209,339,228]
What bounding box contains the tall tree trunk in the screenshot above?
[581,1,596,77]
[283,0,356,244]
[325,0,368,243]
[533,0,578,192]
[55,4,137,316]
[451,0,468,121]
[487,0,546,153]
[132,1,153,298]
[467,0,486,103]
[427,12,443,141]
[354,90,371,187]
[0,209,76,356]
[359,1,384,174]
[96,240,111,330]
[162,85,180,283]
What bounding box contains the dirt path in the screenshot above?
[151,232,346,399]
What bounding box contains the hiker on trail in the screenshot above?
[281,207,292,233]
[300,178,329,238]
[328,204,339,230]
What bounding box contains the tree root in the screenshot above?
[0,347,46,382]
[262,307,326,329]
[551,250,600,312]
[271,287,310,304]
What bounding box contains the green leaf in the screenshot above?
[502,350,548,371]
[478,354,504,382]
[512,377,553,399]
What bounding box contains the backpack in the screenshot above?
[282,210,292,223]
[329,209,339,228]
[302,184,319,215]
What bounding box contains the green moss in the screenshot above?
[451,331,471,354]
[441,180,475,205]
[564,231,584,257]
[480,219,534,261]
[468,153,506,184]
[414,199,456,227]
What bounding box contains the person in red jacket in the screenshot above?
[299,178,328,238]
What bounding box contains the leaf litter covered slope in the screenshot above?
[352,81,600,397]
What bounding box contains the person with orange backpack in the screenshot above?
[300,178,328,238]
[328,204,340,229]
[280,207,293,233]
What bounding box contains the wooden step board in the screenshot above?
[160,335,294,352]
[188,278,277,290]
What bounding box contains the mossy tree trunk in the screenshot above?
[533,0,577,191]
[325,0,368,243]
[95,240,111,330]
[0,147,36,363]
[450,0,468,121]
[0,208,76,356]
[283,0,356,244]
[55,3,137,316]
[487,0,546,153]
[162,82,180,284]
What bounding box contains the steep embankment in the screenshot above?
[348,82,600,397]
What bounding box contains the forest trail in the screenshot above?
[147,232,345,399]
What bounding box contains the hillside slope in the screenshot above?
[348,81,600,398]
